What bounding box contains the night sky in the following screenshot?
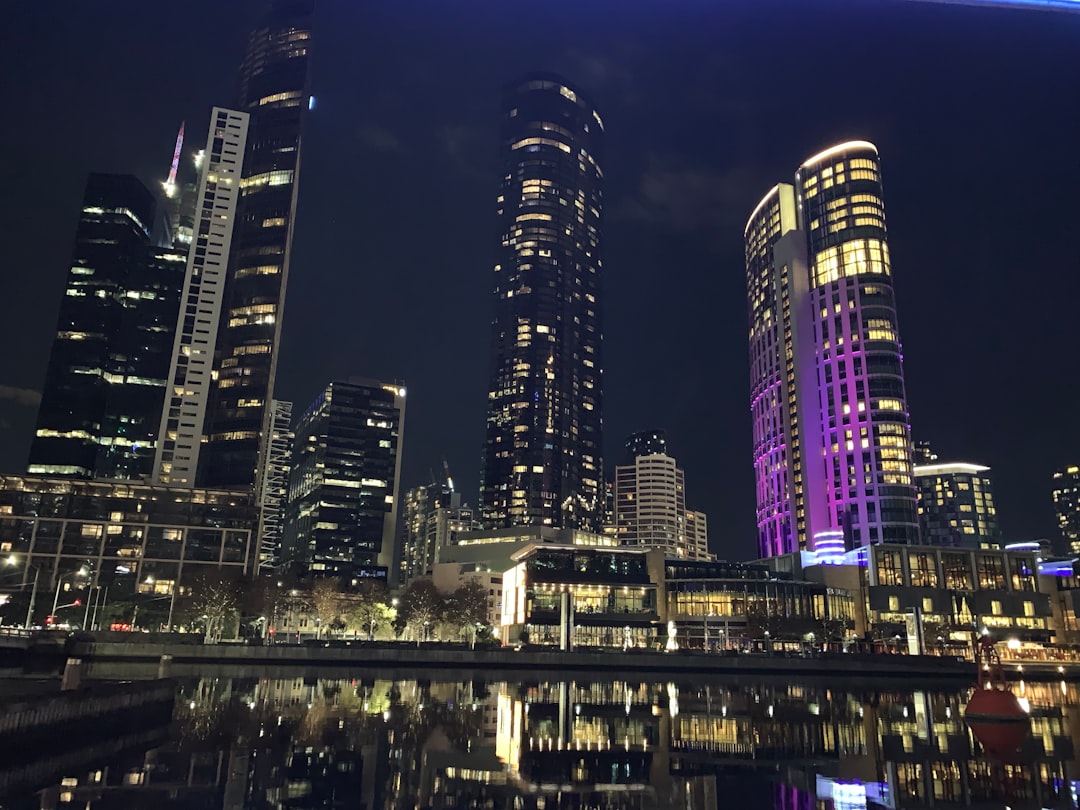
[1,1,1078,561]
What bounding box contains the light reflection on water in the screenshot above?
[14,676,1080,809]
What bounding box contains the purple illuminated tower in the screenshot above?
[745,141,919,558]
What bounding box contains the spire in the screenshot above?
[162,122,185,199]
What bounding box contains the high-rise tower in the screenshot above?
[28,174,185,480]
[1053,466,1080,555]
[745,141,918,558]
[199,0,314,490]
[283,378,405,579]
[153,108,250,487]
[614,430,711,560]
[480,74,605,532]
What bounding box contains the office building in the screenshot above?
[1053,466,1080,555]
[613,431,711,560]
[0,474,256,628]
[624,429,666,459]
[480,74,605,532]
[200,0,314,490]
[398,477,476,584]
[745,141,918,559]
[153,108,250,487]
[28,174,185,481]
[283,378,405,579]
[914,459,1001,549]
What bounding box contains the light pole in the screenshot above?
[145,576,180,632]
[4,555,41,630]
[24,566,40,630]
[51,567,88,625]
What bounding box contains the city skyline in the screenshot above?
[1,1,1079,559]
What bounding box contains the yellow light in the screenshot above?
[801,140,878,169]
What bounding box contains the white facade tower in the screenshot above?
[153,108,250,486]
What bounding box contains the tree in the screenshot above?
[311,578,347,638]
[347,579,393,640]
[395,579,444,645]
[188,576,240,643]
[445,579,490,648]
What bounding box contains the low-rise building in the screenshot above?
[501,545,659,649]
[770,543,1053,652]
[0,473,256,628]
[653,555,856,650]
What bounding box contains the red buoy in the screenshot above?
[964,636,1030,758]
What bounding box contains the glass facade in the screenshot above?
[864,543,1050,643]
[480,75,605,532]
[1052,465,1080,555]
[797,143,919,547]
[915,462,1001,549]
[283,379,405,579]
[200,0,314,489]
[29,175,184,481]
[0,474,255,627]
[744,142,919,558]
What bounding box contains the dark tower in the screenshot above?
[624,430,668,462]
[479,74,605,531]
[199,0,314,489]
[28,174,184,480]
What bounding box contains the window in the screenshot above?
[977,555,1006,590]
[876,549,903,587]
[941,553,972,591]
[908,552,938,588]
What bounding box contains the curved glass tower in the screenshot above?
[745,141,919,558]
[480,74,605,531]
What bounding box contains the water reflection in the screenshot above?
[12,676,1080,808]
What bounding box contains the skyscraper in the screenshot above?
[258,398,294,571]
[199,0,314,490]
[28,174,185,480]
[153,108,250,486]
[614,431,711,560]
[1052,466,1080,555]
[915,459,1001,549]
[283,378,405,579]
[480,74,605,532]
[745,141,918,558]
[398,477,476,584]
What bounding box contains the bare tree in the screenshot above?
[189,577,239,643]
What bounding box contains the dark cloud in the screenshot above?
[613,159,756,239]
[356,124,404,153]
[0,386,41,408]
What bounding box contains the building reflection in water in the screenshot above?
[17,676,1080,809]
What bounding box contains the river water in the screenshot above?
[6,672,1080,809]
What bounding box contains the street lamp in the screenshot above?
[50,567,89,626]
[3,555,40,630]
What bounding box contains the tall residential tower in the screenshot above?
[199,0,314,490]
[614,431,711,560]
[1053,466,1080,555]
[480,74,605,532]
[153,109,250,486]
[745,141,918,558]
